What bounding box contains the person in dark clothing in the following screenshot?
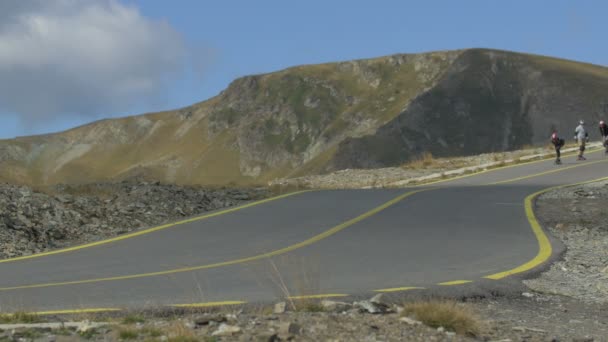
[600,120,608,154]
[551,131,565,164]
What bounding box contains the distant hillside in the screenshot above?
[1,48,608,186]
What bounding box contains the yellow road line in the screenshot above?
[2,149,604,298]
[33,308,122,315]
[485,175,608,280]
[0,191,310,264]
[4,158,604,292]
[488,159,607,185]
[415,147,603,187]
[438,280,472,286]
[0,146,600,266]
[373,287,425,293]
[172,301,246,308]
[288,294,348,300]
[0,189,428,291]
[368,159,608,291]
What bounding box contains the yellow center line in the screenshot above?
[1,146,601,265]
[33,308,122,315]
[374,287,425,293]
[0,189,429,291]
[0,190,311,264]
[438,280,472,286]
[288,294,349,300]
[2,150,606,301]
[370,158,608,292]
[485,175,608,280]
[488,159,607,185]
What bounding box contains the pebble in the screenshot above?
[212,323,241,336]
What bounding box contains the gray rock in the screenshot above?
[320,300,351,312]
[354,300,389,314]
[194,315,226,327]
[211,323,241,336]
[354,293,392,314]
[512,326,547,333]
[399,317,422,325]
[273,301,286,314]
[278,322,301,338]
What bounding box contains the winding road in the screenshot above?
[0,150,607,313]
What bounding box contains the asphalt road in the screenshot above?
[0,150,607,313]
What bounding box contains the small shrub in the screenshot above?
[255,305,275,316]
[166,321,196,342]
[119,328,139,340]
[14,329,42,339]
[55,327,74,336]
[78,328,98,340]
[122,315,146,325]
[141,327,163,337]
[297,301,325,313]
[402,300,481,336]
[403,152,437,170]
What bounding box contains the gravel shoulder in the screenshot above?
[269,144,598,189]
[527,179,608,304]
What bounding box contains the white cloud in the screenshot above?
[0,0,189,125]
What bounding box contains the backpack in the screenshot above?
[551,133,564,147]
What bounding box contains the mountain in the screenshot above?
[2,48,608,186]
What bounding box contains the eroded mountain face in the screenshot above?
[2,49,608,186]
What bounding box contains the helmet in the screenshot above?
[601,120,605,125]
[579,120,585,125]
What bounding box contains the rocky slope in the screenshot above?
[527,179,608,304]
[0,181,267,259]
[1,49,608,186]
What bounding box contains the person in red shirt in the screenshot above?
[551,130,565,164]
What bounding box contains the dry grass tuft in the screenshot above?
[268,182,309,196]
[402,300,481,336]
[0,311,42,324]
[294,300,325,313]
[403,152,437,170]
[165,321,197,341]
[118,328,139,340]
[252,304,275,316]
[122,314,146,325]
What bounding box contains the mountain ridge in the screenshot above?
[1,48,608,186]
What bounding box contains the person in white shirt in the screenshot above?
[574,120,589,161]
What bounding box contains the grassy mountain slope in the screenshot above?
[331,49,608,169]
[1,49,607,186]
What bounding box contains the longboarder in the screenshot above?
[551,131,565,164]
[574,120,588,161]
[599,120,608,154]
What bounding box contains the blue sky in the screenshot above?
[1,0,606,139]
